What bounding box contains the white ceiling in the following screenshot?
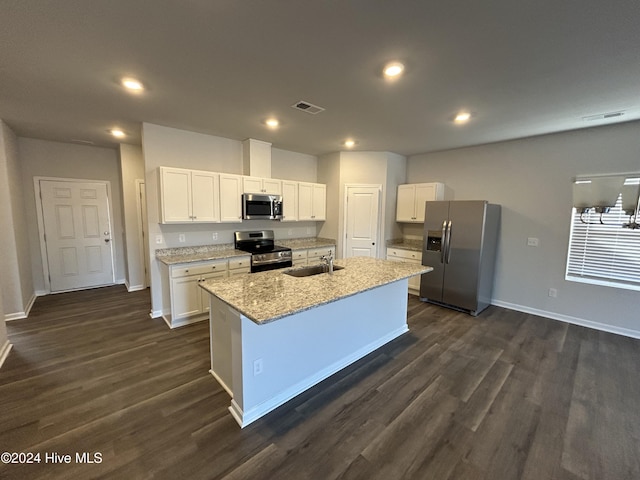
[1,0,640,156]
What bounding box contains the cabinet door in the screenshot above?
[199,271,227,313]
[219,174,243,222]
[281,181,298,222]
[242,176,263,194]
[298,182,313,220]
[414,184,438,223]
[160,167,192,223]
[312,184,326,220]
[172,276,201,320]
[396,185,416,222]
[191,170,220,223]
[262,178,282,195]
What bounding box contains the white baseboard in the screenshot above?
[0,340,13,369]
[492,300,640,340]
[149,309,163,319]
[4,292,38,321]
[126,284,146,292]
[209,369,234,397]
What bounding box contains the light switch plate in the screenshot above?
[179,234,185,243]
[527,237,539,247]
[155,234,163,245]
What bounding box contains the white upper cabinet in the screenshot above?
[396,182,444,222]
[281,180,298,222]
[160,167,219,223]
[219,173,243,222]
[242,176,282,195]
[298,182,326,221]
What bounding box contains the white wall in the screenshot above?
[0,121,34,319]
[318,151,407,258]
[141,123,320,316]
[18,138,127,292]
[407,120,640,337]
[119,144,146,291]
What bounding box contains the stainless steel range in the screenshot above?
[234,230,293,273]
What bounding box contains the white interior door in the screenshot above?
[345,186,380,258]
[40,180,115,292]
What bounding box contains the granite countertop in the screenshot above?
[156,244,249,265]
[386,239,423,252]
[276,237,336,250]
[199,256,432,324]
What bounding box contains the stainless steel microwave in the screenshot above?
[242,193,283,220]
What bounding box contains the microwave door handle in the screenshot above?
[440,220,447,264]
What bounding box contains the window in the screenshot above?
[566,194,640,291]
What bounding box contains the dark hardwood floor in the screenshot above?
[1,285,639,479]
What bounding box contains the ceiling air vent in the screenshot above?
[582,111,625,121]
[291,101,325,115]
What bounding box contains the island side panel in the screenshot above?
[209,295,235,397]
[233,279,409,427]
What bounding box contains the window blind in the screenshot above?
[566,194,640,291]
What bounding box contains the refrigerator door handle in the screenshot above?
[440,220,448,263]
[445,220,453,264]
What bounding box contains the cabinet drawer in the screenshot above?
[386,248,422,261]
[229,257,250,270]
[228,268,250,277]
[307,246,335,259]
[292,250,307,260]
[171,259,228,278]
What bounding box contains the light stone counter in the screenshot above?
[200,256,432,324]
[276,237,336,250]
[386,239,423,252]
[156,244,249,265]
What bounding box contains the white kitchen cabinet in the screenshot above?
[219,173,244,222]
[228,256,251,276]
[281,180,298,222]
[307,246,336,264]
[386,247,423,295]
[243,176,281,195]
[292,249,307,266]
[167,259,228,327]
[396,182,444,223]
[159,167,220,223]
[298,182,326,221]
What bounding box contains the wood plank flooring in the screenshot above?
[1,285,639,479]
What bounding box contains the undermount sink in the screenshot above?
[284,264,345,277]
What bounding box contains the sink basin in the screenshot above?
[284,264,344,277]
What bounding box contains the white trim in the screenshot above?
[4,292,37,321]
[209,369,234,397]
[135,179,149,288]
[149,309,163,319]
[127,284,147,293]
[492,299,640,340]
[33,176,117,294]
[229,326,408,428]
[0,340,13,369]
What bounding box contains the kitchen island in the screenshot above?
[200,256,432,427]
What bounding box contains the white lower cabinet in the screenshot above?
[164,256,249,328]
[307,246,336,264]
[386,248,423,295]
[292,249,308,266]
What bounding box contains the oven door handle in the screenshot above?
[252,257,291,266]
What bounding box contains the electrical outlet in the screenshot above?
[178,234,185,243]
[548,288,558,298]
[306,227,312,235]
[155,234,163,245]
[212,232,218,241]
[288,229,293,236]
[527,237,539,247]
[253,358,263,376]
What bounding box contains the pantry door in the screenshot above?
[39,179,115,292]
[344,185,381,258]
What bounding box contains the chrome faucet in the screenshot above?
[321,251,334,275]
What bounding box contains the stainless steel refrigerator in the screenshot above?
[420,200,500,316]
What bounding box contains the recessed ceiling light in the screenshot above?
[121,77,144,92]
[454,112,472,123]
[344,139,356,148]
[110,129,126,138]
[265,118,279,128]
[383,62,404,78]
